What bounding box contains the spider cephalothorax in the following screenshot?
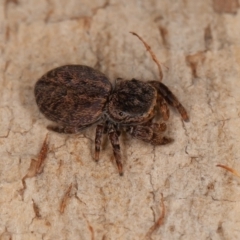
[34,33,189,176]
[107,78,157,124]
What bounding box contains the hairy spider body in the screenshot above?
[35,64,188,175]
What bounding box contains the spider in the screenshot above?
[34,32,189,176]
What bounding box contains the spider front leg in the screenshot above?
[150,81,189,121]
[158,95,170,121]
[143,121,167,132]
[127,124,173,146]
[108,124,123,176]
[150,122,167,132]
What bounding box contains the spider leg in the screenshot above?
[108,125,123,176]
[150,81,189,121]
[47,121,95,133]
[94,124,104,162]
[151,132,173,146]
[47,125,83,134]
[158,95,170,121]
[151,122,167,132]
[127,125,173,146]
[142,121,167,132]
[130,32,164,81]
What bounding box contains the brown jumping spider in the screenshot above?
[34,32,189,176]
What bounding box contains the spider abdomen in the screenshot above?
[34,65,112,127]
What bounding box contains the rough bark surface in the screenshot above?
[1,0,240,239]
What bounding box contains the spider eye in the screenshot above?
[119,112,124,116]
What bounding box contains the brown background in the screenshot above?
[1,0,240,239]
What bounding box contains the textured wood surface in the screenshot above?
[1,0,240,239]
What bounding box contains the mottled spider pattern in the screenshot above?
[34,33,188,175]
